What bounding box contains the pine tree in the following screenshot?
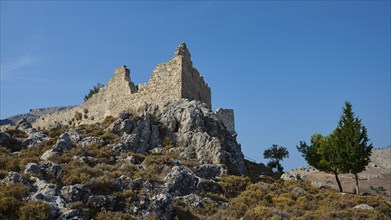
[297,101,373,194]
[333,101,373,195]
[297,133,345,192]
[263,144,289,174]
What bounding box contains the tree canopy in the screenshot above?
[84,83,104,102]
[263,144,289,174]
[297,101,373,194]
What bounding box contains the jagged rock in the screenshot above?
[30,177,67,217]
[24,161,61,179]
[0,131,12,146]
[118,110,132,120]
[40,161,61,179]
[195,164,226,179]
[176,193,214,208]
[61,184,91,203]
[280,173,302,181]
[353,204,374,210]
[22,131,50,149]
[116,118,160,153]
[67,129,81,144]
[121,119,136,134]
[53,133,72,152]
[17,118,32,131]
[2,171,34,191]
[157,99,247,175]
[164,165,199,196]
[87,195,124,212]
[24,162,43,178]
[311,181,328,189]
[105,119,122,134]
[57,209,87,220]
[78,136,104,148]
[106,118,136,134]
[48,122,63,131]
[112,175,134,191]
[17,118,28,125]
[147,193,173,220]
[41,149,60,161]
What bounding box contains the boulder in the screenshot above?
[280,173,302,181]
[2,171,34,191]
[61,184,91,203]
[353,204,374,210]
[24,162,43,178]
[78,137,104,148]
[164,165,199,196]
[195,164,226,179]
[22,131,50,149]
[176,193,213,208]
[87,195,124,212]
[0,131,11,146]
[118,110,132,120]
[30,178,67,216]
[147,193,173,220]
[39,161,61,179]
[41,149,60,161]
[53,133,72,152]
[67,129,81,144]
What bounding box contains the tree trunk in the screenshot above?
[354,173,360,195]
[334,171,343,192]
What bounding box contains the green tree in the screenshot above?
[297,101,373,194]
[263,144,289,174]
[297,133,345,192]
[333,101,373,195]
[84,83,104,102]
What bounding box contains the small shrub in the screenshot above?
[84,108,89,114]
[218,176,251,199]
[18,201,51,220]
[96,210,136,220]
[101,132,120,144]
[101,116,116,126]
[75,112,83,121]
[84,83,104,102]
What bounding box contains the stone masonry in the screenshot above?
[34,43,234,131]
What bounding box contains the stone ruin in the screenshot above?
[34,43,235,133]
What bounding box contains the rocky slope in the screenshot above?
[0,99,390,220]
[282,147,391,197]
[0,106,76,126]
[0,99,249,219]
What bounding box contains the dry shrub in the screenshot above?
[96,210,136,220]
[217,176,251,199]
[18,201,52,220]
[0,183,29,219]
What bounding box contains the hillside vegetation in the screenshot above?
[0,100,390,220]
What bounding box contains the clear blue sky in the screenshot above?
[1,1,390,171]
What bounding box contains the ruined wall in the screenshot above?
[215,108,235,134]
[176,43,212,109]
[34,43,212,129]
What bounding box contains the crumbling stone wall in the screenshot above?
[34,43,213,129]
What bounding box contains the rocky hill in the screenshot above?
[0,106,76,126]
[282,147,391,197]
[0,99,390,220]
